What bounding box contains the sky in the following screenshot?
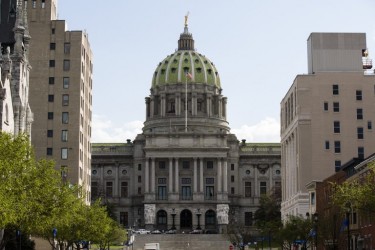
[58,0,375,143]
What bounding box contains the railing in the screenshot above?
[363,58,373,69]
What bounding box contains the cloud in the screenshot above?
[91,114,143,143]
[231,117,280,143]
[91,115,280,143]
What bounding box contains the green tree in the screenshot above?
[278,215,314,250]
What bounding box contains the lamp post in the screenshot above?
[346,203,351,250]
[196,209,201,230]
[171,208,176,230]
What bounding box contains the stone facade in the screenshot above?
[91,20,281,233]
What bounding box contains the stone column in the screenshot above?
[169,158,173,193]
[151,158,155,193]
[192,92,197,116]
[222,97,227,119]
[200,159,204,193]
[145,97,150,118]
[161,94,166,117]
[150,97,154,118]
[218,96,222,118]
[193,158,198,193]
[176,93,181,116]
[223,160,228,193]
[206,94,211,117]
[145,158,149,193]
[175,158,179,193]
[217,158,222,193]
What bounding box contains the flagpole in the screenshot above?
[185,73,187,132]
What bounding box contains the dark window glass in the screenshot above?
[245,212,253,226]
[47,130,53,137]
[106,182,113,197]
[357,127,364,139]
[48,95,54,102]
[121,182,128,198]
[205,186,214,200]
[356,90,362,101]
[245,182,251,197]
[157,186,167,200]
[334,141,341,153]
[63,77,69,89]
[325,141,329,149]
[51,28,55,34]
[368,121,372,130]
[181,186,192,200]
[91,182,98,199]
[335,160,341,171]
[231,164,234,171]
[333,84,339,95]
[50,43,56,50]
[182,161,190,169]
[358,147,364,159]
[231,187,235,194]
[49,60,55,67]
[159,161,166,169]
[48,112,54,120]
[64,43,71,54]
[63,60,70,71]
[46,148,53,155]
[333,102,340,112]
[324,102,328,111]
[260,181,267,195]
[138,164,142,171]
[49,77,55,84]
[138,176,141,183]
[357,109,363,120]
[334,121,340,133]
[207,161,213,169]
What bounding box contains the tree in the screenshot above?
[278,215,314,250]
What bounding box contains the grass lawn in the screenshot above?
[90,244,124,249]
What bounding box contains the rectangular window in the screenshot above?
[106,182,113,197]
[49,60,55,67]
[334,121,340,133]
[41,0,45,8]
[48,112,54,120]
[357,127,364,139]
[138,164,142,171]
[63,60,70,71]
[64,43,71,54]
[245,212,253,226]
[51,28,55,34]
[325,141,330,150]
[91,182,98,199]
[368,121,372,130]
[61,148,68,159]
[333,102,340,112]
[335,160,341,171]
[181,186,192,200]
[231,164,234,171]
[48,95,54,102]
[245,182,251,197]
[62,94,69,106]
[324,102,329,111]
[47,130,53,137]
[50,43,56,50]
[205,186,214,200]
[231,175,235,182]
[311,192,316,205]
[121,182,128,198]
[357,109,363,120]
[182,178,191,184]
[157,186,167,200]
[62,112,69,124]
[358,147,364,159]
[32,0,36,8]
[231,187,235,194]
[334,141,341,153]
[333,84,339,95]
[260,181,267,195]
[138,176,141,183]
[119,212,128,227]
[61,130,68,142]
[49,77,55,84]
[158,161,166,169]
[182,161,190,169]
[63,77,70,89]
[207,161,214,169]
[46,147,53,155]
[137,187,142,195]
[356,90,362,101]
[158,178,167,185]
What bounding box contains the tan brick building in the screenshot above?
[26,0,93,202]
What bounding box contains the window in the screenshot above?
[63,77,69,89]
[311,192,316,205]
[47,130,53,137]
[356,90,362,101]
[51,28,55,34]
[91,182,98,199]
[245,182,251,197]
[49,60,55,67]
[231,175,235,182]
[138,176,141,183]
[48,95,54,102]
[158,161,166,169]
[368,121,372,130]
[32,0,36,8]
[138,164,142,171]
[335,160,341,171]
[48,112,54,120]
[121,182,128,198]
[41,0,45,8]
[157,186,167,200]
[207,161,213,169]
[231,187,235,195]
[333,102,340,112]
[205,185,214,200]
[62,112,69,124]
[182,161,190,169]
[334,141,341,153]
[50,43,56,50]
[357,109,363,120]
[333,84,339,95]
[47,148,53,155]
[119,212,128,227]
[49,77,55,84]
[231,164,234,171]
[260,182,267,195]
[64,43,71,54]
[357,127,364,139]
[137,187,142,195]
[61,130,68,142]
[325,141,330,150]
[334,121,340,133]
[106,182,113,197]
[181,186,192,200]
[245,212,253,226]
[63,60,70,71]
[358,147,364,159]
[61,148,68,159]
[62,94,69,106]
[324,102,328,111]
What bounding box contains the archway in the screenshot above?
[180,209,192,230]
[205,210,216,230]
[156,210,168,231]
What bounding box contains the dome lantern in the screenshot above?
[178,13,194,51]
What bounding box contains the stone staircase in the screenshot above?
[131,234,232,250]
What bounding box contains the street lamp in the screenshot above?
[196,208,202,230]
[171,208,176,230]
[346,203,351,250]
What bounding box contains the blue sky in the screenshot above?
[58,0,375,143]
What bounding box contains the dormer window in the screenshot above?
[161,69,166,74]
[207,69,212,74]
[184,58,188,63]
[196,67,202,73]
[195,59,199,63]
[171,68,177,73]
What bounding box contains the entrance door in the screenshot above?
[180,209,192,229]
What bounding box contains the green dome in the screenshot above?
[152,51,221,89]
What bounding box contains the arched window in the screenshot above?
[205,210,216,227]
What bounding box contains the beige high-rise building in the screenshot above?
[26,0,93,202]
[280,33,375,219]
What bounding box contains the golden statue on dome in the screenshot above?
[184,12,189,26]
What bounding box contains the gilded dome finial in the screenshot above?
[184,12,189,27]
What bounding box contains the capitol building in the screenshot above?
[91,18,281,233]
